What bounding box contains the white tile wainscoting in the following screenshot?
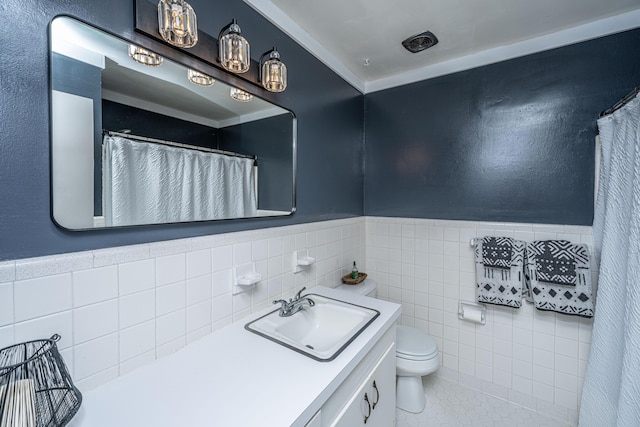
[0,218,365,392]
[0,216,594,425]
[365,217,595,425]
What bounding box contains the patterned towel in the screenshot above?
[482,237,513,269]
[475,238,526,308]
[530,240,580,285]
[525,240,593,318]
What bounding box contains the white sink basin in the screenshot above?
[245,294,379,361]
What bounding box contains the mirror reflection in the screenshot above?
[50,16,295,230]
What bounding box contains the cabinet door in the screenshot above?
[331,344,395,427]
[366,344,396,426]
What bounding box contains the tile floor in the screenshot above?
[396,376,574,427]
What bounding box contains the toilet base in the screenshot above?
[396,375,426,413]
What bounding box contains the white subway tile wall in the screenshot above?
[365,217,595,425]
[0,218,365,393]
[0,216,595,425]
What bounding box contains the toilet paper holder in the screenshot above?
[458,301,486,324]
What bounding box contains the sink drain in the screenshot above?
[305,344,314,350]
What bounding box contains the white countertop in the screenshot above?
[68,286,401,427]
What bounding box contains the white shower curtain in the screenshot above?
[103,136,257,226]
[579,94,640,426]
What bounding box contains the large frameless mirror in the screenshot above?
[49,16,295,230]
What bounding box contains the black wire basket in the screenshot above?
[0,335,82,427]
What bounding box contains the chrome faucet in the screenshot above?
[273,287,315,317]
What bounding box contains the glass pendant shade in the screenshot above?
[260,48,287,92]
[218,20,250,74]
[158,0,198,48]
[230,87,253,102]
[128,45,164,66]
[187,69,214,86]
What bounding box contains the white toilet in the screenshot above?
[337,279,439,414]
[395,325,439,412]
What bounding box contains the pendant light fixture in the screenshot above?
[230,87,253,102]
[187,69,215,86]
[218,19,250,74]
[259,47,287,92]
[157,0,198,48]
[128,45,164,66]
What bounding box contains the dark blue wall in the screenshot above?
[218,114,294,212]
[0,0,364,261]
[102,99,219,148]
[364,28,640,225]
[2,0,639,261]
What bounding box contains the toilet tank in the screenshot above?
[337,279,377,297]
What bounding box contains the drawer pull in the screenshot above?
[372,380,379,410]
[363,392,371,424]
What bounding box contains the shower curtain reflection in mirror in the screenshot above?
[102,136,257,226]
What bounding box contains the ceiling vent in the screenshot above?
[402,31,439,53]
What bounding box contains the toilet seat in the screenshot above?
[396,325,438,361]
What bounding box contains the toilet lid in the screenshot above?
[396,325,438,360]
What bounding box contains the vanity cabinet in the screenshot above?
[319,327,396,427]
[332,344,395,426]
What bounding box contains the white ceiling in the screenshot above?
[244,0,640,93]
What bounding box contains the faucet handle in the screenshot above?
[294,287,307,301]
[273,299,290,315]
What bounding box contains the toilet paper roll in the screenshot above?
[462,306,483,323]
